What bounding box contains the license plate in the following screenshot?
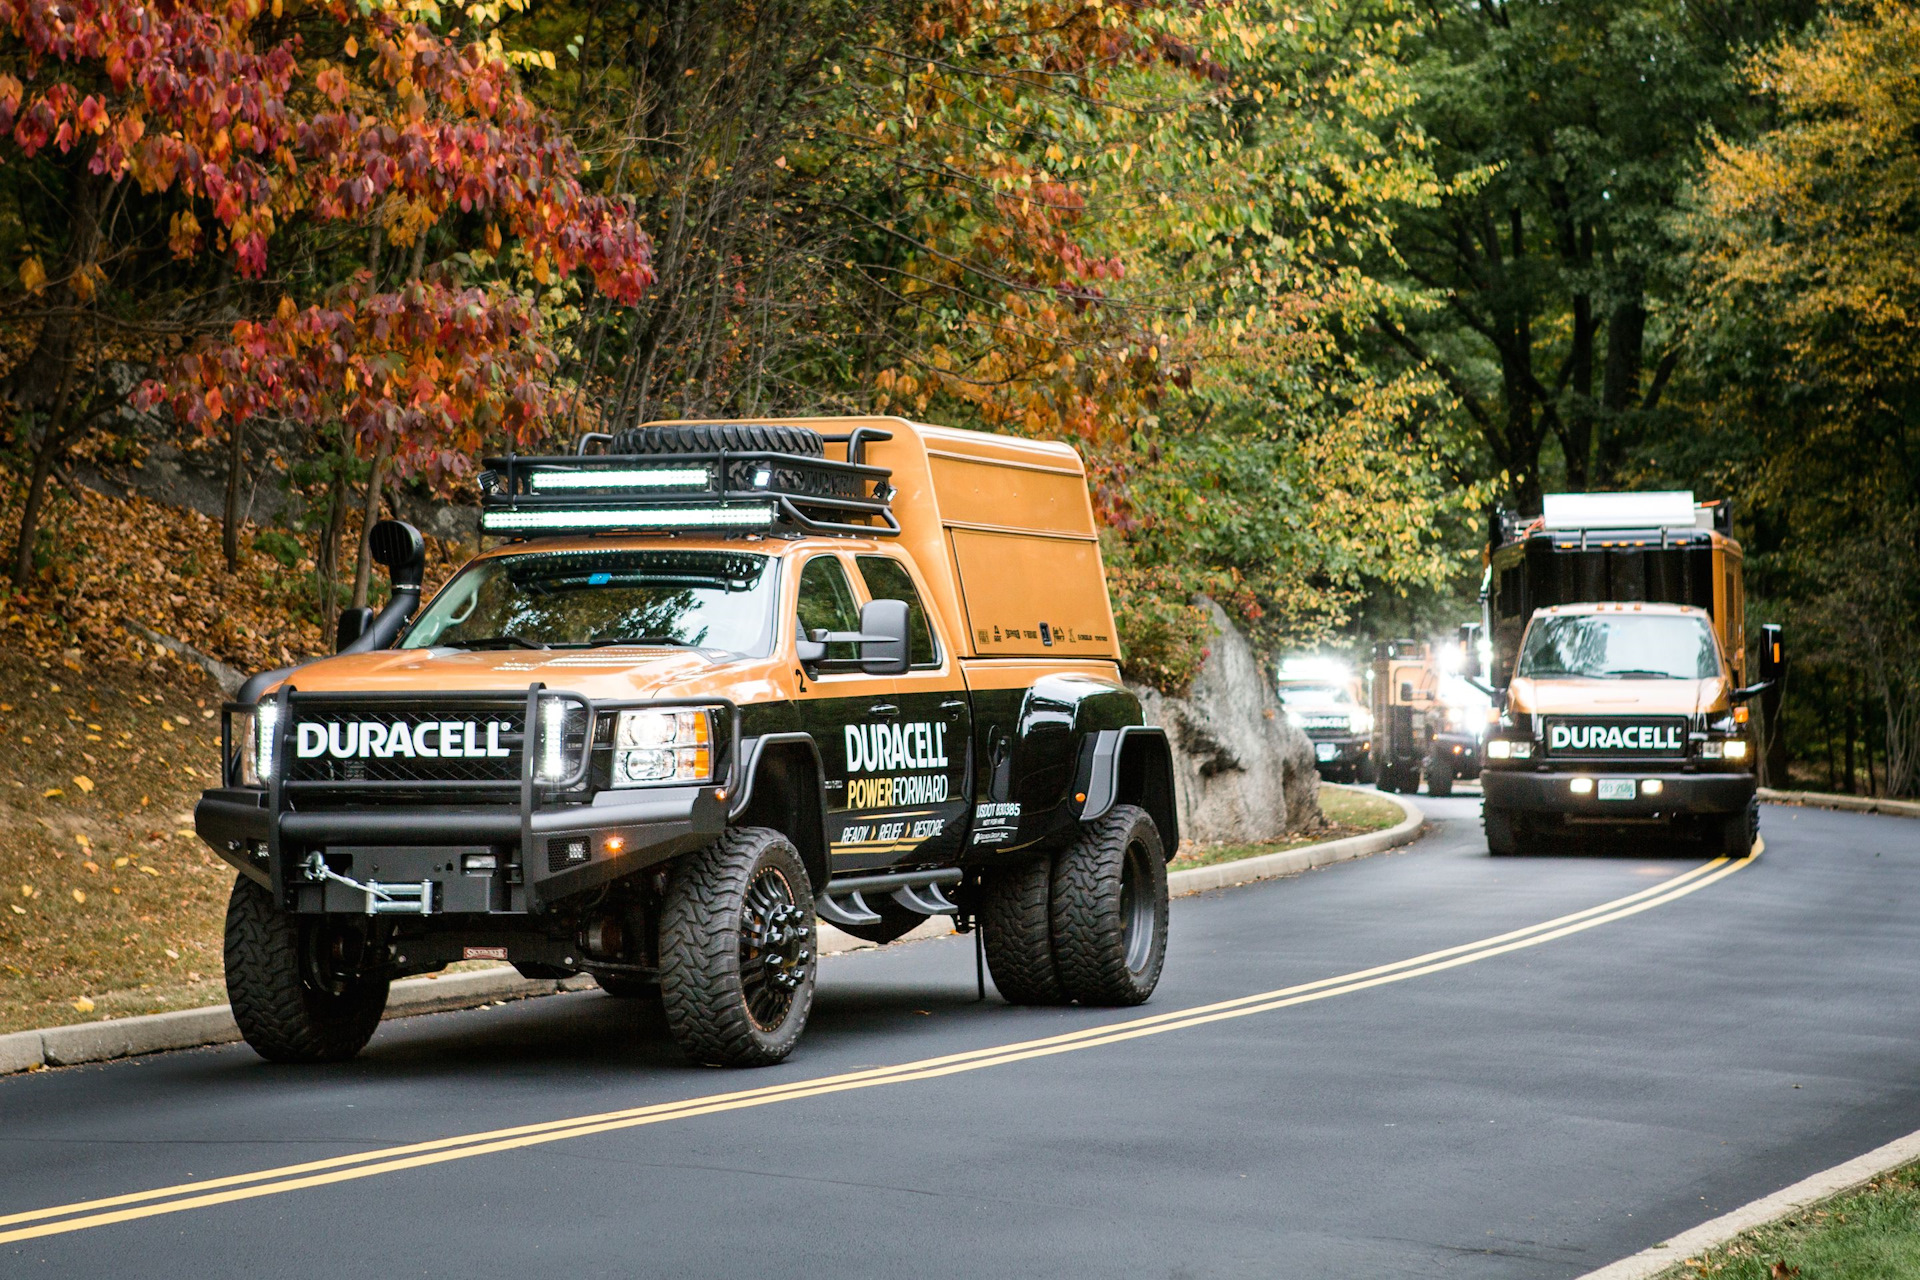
[1598,779,1637,801]
[1316,743,1337,762]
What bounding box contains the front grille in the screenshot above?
[1543,715,1688,760]
[287,705,528,784]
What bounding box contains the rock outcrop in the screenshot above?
[1130,598,1324,846]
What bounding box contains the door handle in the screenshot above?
[867,703,900,719]
[939,699,968,718]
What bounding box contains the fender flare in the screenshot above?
[730,732,833,892]
[1077,726,1179,854]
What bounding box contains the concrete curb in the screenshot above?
[1166,788,1427,897]
[1,793,1429,1077]
[0,967,599,1076]
[1759,787,1920,819]
[1577,1126,1920,1279]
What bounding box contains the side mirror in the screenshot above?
[1758,623,1785,684]
[1400,681,1414,703]
[795,627,828,666]
[859,599,911,676]
[335,607,375,652]
[1458,623,1483,679]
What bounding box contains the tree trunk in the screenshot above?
[1844,675,1858,794]
[7,168,108,588]
[223,419,247,572]
[9,361,77,588]
[314,461,349,647]
[350,440,392,610]
[1595,297,1646,487]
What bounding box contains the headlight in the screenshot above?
[1487,738,1532,760]
[1352,710,1373,734]
[614,707,715,786]
[1723,739,1749,760]
[233,704,278,787]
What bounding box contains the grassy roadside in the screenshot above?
[1657,1162,1920,1279]
[1168,785,1407,873]
[0,651,235,1036]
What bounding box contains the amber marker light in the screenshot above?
[604,836,626,855]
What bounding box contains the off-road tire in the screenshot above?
[1484,804,1524,856]
[1357,757,1376,786]
[223,874,389,1063]
[1049,805,1169,1006]
[610,423,825,458]
[981,856,1068,1005]
[1427,757,1455,798]
[659,827,816,1067]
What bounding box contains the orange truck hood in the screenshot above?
[259,647,777,703]
[1508,676,1727,718]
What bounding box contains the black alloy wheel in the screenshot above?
[739,867,812,1030]
[659,827,816,1067]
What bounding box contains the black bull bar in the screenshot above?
[195,685,739,911]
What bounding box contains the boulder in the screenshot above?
[1130,599,1324,846]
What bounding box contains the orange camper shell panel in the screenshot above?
[694,416,1121,662]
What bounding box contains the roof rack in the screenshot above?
[478,434,899,541]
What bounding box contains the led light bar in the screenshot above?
[480,504,776,534]
[527,467,708,492]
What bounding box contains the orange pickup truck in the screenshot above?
[197,418,1177,1067]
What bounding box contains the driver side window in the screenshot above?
[796,556,860,661]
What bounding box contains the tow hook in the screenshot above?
[301,852,436,916]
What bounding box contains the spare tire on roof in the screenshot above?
[609,423,826,458]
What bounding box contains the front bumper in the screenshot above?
[197,785,727,913]
[1481,769,1754,818]
[1306,736,1370,766]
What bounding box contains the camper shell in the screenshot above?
[197,417,1177,1067]
[1470,491,1782,856]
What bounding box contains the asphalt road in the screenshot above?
[4,796,1918,1279]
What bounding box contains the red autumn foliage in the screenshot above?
[2,0,653,481]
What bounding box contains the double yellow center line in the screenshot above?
[0,848,1756,1245]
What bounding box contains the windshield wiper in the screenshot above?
[451,634,550,650]
[584,635,693,648]
[1604,669,1677,679]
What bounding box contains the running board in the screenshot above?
[815,890,883,927]
[819,868,962,923]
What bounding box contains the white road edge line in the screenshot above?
[1578,1127,1920,1280]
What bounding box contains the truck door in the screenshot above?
[794,554,900,873]
[855,554,972,865]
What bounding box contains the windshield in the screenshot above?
[403,549,778,655]
[1516,613,1721,681]
[1280,685,1353,708]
